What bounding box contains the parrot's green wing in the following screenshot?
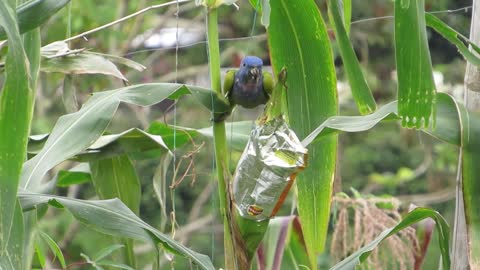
[213,69,236,122]
[224,69,236,102]
[262,71,274,96]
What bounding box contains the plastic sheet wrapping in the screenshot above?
[232,117,308,221]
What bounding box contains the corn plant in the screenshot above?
[0,0,479,269]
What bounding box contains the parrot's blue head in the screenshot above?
[238,56,263,83]
[242,56,263,67]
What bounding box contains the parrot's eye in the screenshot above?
[242,63,246,67]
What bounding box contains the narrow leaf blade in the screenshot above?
[328,0,376,114]
[92,244,125,262]
[42,53,128,81]
[56,163,92,187]
[426,14,480,69]
[458,104,480,264]
[38,231,66,268]
[302,93,461,147]
[343,0,351,34]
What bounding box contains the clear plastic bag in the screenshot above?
[232,117,308,221]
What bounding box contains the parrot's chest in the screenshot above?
[232,78,268,109]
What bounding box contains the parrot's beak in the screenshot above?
[249,67,259,79]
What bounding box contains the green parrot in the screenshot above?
[214,56,273,122]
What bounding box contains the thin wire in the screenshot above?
[351,5,472,25]
[172,0,179,232]
[170,1,180,269]
[124,5,473,57]
[63,0,192,43]
[173,0,179,156]
[210,88,216,263]
[245,1,260,55]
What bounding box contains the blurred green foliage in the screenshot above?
[21,0,471,268]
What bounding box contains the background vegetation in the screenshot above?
[0,0,477,269]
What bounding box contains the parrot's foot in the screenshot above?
[212,106,234,122]
[212,112,230,122]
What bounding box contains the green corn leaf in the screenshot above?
[34,242,46,268]
[330,207,450,270]
[75,128,170,162]
[395,0,436,128]
[56,163,92,187]
[458,103,480,262]
[23,29,41,87]
[38,231,66,268]
[268,0,338,267]
[38,40,145,81]
[26,119,250,171]
[426,14,480,68]
[0,201,24,269]
[248,0,270,27]
[281,218,310,270]
[343,0,351,35]
[19,10,42,270]
[257,216,309,270]
[198,93,462,153]
[97,261,134,270]
[28,128,171,160]
[413,215,435,270]
[148,120,253,152]
[23,211,39,270]
[302,100,399,146]
[197,121,253,151]
[27,134,48,155]
[42,53,128,81]
[258,217,290,270]
[248,0,260,10]
[91,244,125,262]
[20,83,229,192]
[147,122,199,149]
[0,0,32,259]
[424,92,461,145]
[87,52,146,72]
[3,42,144,77]
[233,214,269,264]
[328,0,376,114]
[90,155,141,215]
[90,155,140,267]
[62,75,78,113]
[28,120,250,159]
[0,0,71,40]
[18,191,215,270]
[303,93,461,147]
[152,154,172,221]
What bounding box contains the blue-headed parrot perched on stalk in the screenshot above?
[214,56,274,122]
